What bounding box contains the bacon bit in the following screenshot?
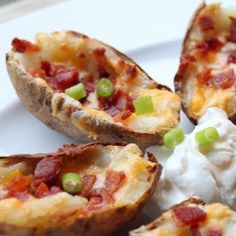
[34,156,62,182]
[99,89,134,117]
[92,48,107,69]
[208,228,222,236]
[11,38,39,53]
[147,152,157,173]
[34,182,49,198]
[40,60,79,92]
[118,60,138,80]
[196,38,223,55]
[81,74,95,93]
[87,188,114,211]
[191,228,201,236]
[196,68,212,85]
[198,15,214,31]
[196,69,235,89]
[104,170,126,194]
[177,54,196,76]
[110,89,135,112]
[6,175,32,193]
[172,206,207,227]
[226,17,236,43]
[80,175,97,198]
[227,51,236,64]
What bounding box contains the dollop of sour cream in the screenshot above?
[145,108,236,217]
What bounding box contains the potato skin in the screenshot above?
[175,3,236,124]
[174,2,206,124]
[6,31,179,149]
[0,142,161,236]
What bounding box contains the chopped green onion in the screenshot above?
[133,96,154,115]
[163,127,185,149]
[96,78,113,98]
[62,172,82,194]
[195,127,219,146]
[65,83,86,100]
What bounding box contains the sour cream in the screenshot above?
[145,108,236,217]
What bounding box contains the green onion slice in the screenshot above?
[163,127,185,149]
[96,78,113,98]
[133,96,154,115]
[62,172,82,194]
[195,127,219,146]
[65,83,86,100]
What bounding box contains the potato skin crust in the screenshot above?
[174,3,236,124]
[6,31,179,149]
[174,2,206,124]
[0,142,161,236]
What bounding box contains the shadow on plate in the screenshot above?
[0,101,72,155]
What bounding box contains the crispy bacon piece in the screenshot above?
[104,170,126,194]
[11,38,39,53]
[172,206,207,227]
[34,156,62,182]
[208,228,222,236]
[40,60,79,92]
[198,15,214,31]
[80,175,97,198]
[227,51,236,64]
[99,89,134,117]
[196,69,235,89]
[6,175,32,193]
[110,89,135,112]
[196,38,223,55]
[34,182,49,198]
[87,188,114,211]
[118,60,138,80]
[226,17,236,43]
[92,48,108,69]
[177,54,196,76]
[191,228,201,236]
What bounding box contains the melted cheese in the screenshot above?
[16,31,180,134]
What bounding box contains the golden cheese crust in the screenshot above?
[6,31,180,148]
[174,3,236,123]
[0,142,161,236]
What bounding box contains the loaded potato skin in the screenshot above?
[6,31,180,148]
[0,143,160,236]
[174,3,236,123]
[130,199,236,236]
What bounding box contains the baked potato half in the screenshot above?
[6,31,180,148]
[174,3,236,123]
[130,198,236,235]
[0,142,160,236]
